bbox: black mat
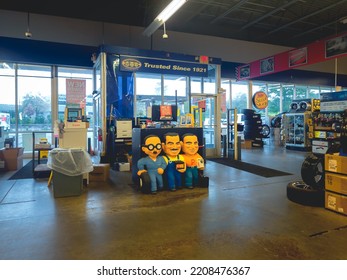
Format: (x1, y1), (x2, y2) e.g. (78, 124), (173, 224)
(8, 160), (50, 180)
(208, 158), (292, 178)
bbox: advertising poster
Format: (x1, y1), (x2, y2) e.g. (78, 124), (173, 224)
(66, 79), (86, 108)
(289, 47), (307, 67)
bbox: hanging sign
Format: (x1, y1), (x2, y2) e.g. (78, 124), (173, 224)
(120, 56), (208, 77)
(252, 91), (268, 110)
(66, 79), (86, 108)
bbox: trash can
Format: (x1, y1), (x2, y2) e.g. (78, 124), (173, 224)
(47, 148), (93, 198)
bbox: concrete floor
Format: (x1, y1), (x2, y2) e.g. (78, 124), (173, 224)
(0, 144), (347, 260)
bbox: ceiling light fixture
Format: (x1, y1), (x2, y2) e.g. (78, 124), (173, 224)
(25, 12), (32, 38)
(143, 0), (188, 37)
(162, 22), (169, 39)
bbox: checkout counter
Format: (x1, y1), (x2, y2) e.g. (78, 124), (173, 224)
(59, 107), (88, 150)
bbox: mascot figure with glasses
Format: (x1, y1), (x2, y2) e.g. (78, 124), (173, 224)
(137, 134), (167, 194)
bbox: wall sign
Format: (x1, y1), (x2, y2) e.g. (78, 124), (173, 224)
(120, 56), (208, 77)
(252, 91), (268, 110)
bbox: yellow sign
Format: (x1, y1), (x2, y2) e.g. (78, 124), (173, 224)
(252, 91), (268, 110)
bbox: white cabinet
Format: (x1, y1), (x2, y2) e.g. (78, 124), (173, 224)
(283, 112), (311, 149)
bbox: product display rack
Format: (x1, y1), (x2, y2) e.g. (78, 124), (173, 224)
(283, 112), (312, 149)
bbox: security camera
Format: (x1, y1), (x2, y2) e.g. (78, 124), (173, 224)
(162, 33), (168, 39)
(25, 31), (32, 38)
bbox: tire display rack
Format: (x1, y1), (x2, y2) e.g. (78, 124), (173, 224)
(283, 111), (312, 150)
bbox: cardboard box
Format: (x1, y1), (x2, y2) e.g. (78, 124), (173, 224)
(89, 163), (110, 182)
(325, 191), (347, 216)
(241, 140), (252, 149)
(0, 147), (24, 171)
(325, 154), (347, 175)
(325, 172), (347, 195)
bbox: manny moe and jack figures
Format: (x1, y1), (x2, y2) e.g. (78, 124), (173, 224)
(137, 132), (206, 194)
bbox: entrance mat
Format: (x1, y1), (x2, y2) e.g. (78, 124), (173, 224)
(208, 158), (292, 178)
(8, 160), (50, 180)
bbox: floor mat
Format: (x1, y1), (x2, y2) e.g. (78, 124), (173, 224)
(8, 160), (50, 180)
(208, 158), (292, 178)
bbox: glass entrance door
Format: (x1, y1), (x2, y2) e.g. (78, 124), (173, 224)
(191, 94), (219, 157)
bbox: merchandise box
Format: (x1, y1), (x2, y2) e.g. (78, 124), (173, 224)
(119, 162), (130, 172)
(325, 154), (347, 175)
(0, 147), (24, 171)
(89, 163), (110, 182)
(325, 172), (347, 195)
(325, 191), (347, 216)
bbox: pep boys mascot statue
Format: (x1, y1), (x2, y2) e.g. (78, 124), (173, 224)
(137, 134), (167, 194)
(162, 132), (186, 191)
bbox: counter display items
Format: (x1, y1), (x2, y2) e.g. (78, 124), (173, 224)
(137, 135), (167, 194)
(162, 132), (186, 191)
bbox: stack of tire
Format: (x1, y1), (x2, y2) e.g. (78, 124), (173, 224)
(241, 109), (270, 147)
(286, 143), (340, 207)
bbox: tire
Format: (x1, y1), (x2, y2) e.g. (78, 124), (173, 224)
(261, 124), (271, 137)
(241, 109), (255, 116)
(301, 154), (324, 189)
(244, 119), (262, 126)
(139, 172), (152, 194)
(287, 180), (324, 207)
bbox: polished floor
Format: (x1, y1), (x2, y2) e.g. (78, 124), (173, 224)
(0, 143), (347, 260)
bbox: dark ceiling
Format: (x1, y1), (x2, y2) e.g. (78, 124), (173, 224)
(2, 0), (347, 48)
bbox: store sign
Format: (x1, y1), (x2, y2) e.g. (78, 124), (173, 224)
(252, 91), (268, 110)
(120, 56), (208, 77)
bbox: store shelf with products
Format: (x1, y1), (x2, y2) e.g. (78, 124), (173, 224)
(283, 112), (312, 149)
(311, 111), (342, 155)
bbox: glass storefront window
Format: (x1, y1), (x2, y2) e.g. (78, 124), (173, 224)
(295, 85), (308, 99)
(282, 84), (295, 113)
(190, 76), (203, 94)
(267, 83), (281, 115)
(17, 64), (52, 151)
(0, 63), (15, 134)
(231, 82), (248, 112)
(163, 75), (188, 117)
(308, 86), (320, 99)
(57, 67), (93, 122)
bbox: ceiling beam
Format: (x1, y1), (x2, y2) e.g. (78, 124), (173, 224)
(267, 0), (347, 35)
(240, 0), (300, 30)
(210, 0), (248, 24)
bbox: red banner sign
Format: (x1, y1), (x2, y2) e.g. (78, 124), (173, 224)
(236, 32), (347, 81)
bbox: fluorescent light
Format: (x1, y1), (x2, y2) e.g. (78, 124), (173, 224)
(157, 0), (187, 22)
(143, 0), (188, 37)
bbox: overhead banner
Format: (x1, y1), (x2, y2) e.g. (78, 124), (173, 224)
(120, 56), (208, 77)
(236, 32), (347, 81)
